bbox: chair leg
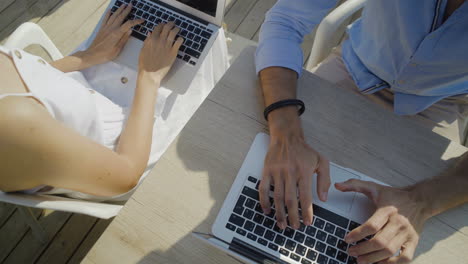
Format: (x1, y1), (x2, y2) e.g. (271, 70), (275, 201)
(17, 207), (48, 244)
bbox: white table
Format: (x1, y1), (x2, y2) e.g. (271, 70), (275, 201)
(84, 46), (468, 264)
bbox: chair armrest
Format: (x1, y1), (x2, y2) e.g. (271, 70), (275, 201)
(4, 22), (64, 61)
(0, 192), (122, 219)
(306, 0), (367, 70)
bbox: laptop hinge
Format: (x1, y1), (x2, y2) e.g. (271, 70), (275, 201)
(150, 0), (210, 25)
(229, 238), (288, 264)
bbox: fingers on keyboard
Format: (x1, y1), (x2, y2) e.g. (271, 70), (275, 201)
(114, 0), (212, 66)
(225, 178), (364, 264)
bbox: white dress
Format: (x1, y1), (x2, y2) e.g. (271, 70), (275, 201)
(2, 30), (230, 202)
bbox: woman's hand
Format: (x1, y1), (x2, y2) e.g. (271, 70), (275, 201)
(51, 5), (142, 72)
(138, 22), (183, 83)
(83, 4), (144, 66)
(335, 179), (431, 264)
(259, 133), (331, 230)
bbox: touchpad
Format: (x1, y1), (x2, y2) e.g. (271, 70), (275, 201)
(312, 164), (360, 213)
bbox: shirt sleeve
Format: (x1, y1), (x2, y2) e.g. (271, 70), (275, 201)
(255, 0), (339, 76)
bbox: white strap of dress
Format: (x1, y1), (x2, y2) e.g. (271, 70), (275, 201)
(0, 47), (32, 100)
(0, 46), (56, 119)
(0, 93), (35, 100)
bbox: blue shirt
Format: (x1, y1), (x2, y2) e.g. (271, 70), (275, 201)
(255, 0), (468, 115)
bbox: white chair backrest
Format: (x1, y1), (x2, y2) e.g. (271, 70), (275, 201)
(5, 22), (64, 60)
(1, 22), (123, 219)
(306, 0), (367, 70)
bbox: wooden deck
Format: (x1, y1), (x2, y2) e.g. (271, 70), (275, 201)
(0, 0), (312, 263)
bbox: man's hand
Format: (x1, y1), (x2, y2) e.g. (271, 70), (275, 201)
(258, 66), (331, 230)
(260, 133), (330, 229)
(335, 179), (431, 264)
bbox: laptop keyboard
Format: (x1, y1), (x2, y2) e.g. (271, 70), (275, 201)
(111, 0), (214, 66)
(225, 176), (369, 264)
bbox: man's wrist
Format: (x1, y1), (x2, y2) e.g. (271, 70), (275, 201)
(405, 183), (439, 220)
(268, 107), (304, 142)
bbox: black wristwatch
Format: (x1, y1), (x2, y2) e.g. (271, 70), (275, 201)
(264, 99), (305, 121)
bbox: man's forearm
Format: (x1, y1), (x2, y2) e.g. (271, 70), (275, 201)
(259, 67), (304, 140)
(408, 152), (468, 218)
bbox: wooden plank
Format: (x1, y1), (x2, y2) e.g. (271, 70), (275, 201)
(0, 202), (16, 228)
(0, 0), (17, 14)
(224, 0), (237, 14)
(3, 210), (71, 264)
(0, 206), (42, 262)
(32, 0), (109, 55)
(66, 218), (113, 264)
(35, 214), (97, 264)
(225, 31), (257, 64)
(0, 0), (62, 45)
(1, 0), (108, 56)
(235, 0), (276, 39)
(224, 0), (258, 33)
(0, 0), (38, 31)
(16, 207), (48, 243)
(252, 26), (260, 41)
(51, 0), (110, 55)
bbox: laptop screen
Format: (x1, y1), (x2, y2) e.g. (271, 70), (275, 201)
(174, 0), (218, 17)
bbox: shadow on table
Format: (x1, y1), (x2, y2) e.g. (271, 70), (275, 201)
(413, 205), (468, 262)
(136, 128), (245, 264)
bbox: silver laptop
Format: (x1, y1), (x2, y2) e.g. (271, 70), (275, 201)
(100, 0), (225, 93)
(194, 133), (387, 264)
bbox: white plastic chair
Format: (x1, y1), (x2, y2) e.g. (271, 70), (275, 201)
(306, 0), (367, 70)
(1, 22), (123, 242)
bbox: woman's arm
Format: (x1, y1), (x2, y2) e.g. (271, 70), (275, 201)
(49, 51), (105, 73)
(0, 97), (139, 196)
(51, 4), (143, 73)
(0, 23), (183, 197)
(116, 22), (183, 175)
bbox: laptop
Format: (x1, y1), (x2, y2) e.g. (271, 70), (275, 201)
(194, 133), (388, 264)
(99, 0), (225, 93)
